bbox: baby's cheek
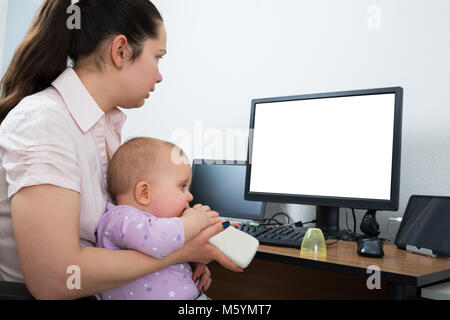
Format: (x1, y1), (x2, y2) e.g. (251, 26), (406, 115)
(162, 196), (187, 218)
(175, 199), (189, 216)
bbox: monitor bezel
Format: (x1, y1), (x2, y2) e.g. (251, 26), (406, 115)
(190, 159), (266, 221)
(244, 87), (403, 211)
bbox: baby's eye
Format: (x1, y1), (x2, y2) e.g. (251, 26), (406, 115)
(179, 184), (187, 190)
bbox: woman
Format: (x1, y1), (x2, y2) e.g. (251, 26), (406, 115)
(0, 0), (242, 300)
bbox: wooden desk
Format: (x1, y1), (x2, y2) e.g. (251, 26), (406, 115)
(208, 241), (450, 300)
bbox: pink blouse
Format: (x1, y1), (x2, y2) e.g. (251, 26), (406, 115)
(0, 68), (126, 282)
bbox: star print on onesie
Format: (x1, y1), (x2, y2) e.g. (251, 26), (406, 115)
(96, 202), (199, 300)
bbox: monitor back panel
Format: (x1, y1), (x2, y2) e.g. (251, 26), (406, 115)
(190, 160), (265, 221)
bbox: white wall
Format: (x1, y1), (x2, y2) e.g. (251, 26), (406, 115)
(121, 0), (450, 241)
(0, 0), (8, 75)
(1, 1), (449, 241)
(0, 0), (40, 78)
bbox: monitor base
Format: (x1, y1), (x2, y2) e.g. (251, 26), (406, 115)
(315, 206), (360, 242)
(321, 229), (360, 242)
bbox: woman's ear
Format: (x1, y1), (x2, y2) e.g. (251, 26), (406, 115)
(135, 181), (152, 205)
(110, 34), (130, 68)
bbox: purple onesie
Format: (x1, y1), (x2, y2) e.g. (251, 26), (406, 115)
(96, 202), (199, 300)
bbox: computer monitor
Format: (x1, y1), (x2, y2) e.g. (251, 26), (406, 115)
(190, 160), (266, 222)
(245, 87), (403, 239)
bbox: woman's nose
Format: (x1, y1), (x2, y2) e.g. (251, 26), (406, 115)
(156, 71), (163, 84)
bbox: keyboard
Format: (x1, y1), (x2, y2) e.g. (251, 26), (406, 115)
(237, 224), (309, 249)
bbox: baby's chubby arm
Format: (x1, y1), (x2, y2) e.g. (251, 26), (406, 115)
(179, 205), (222, 242)
(99, 207), (187, 259)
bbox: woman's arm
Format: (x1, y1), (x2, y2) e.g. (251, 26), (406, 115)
(11, 184), (181, 300)
(11, 184), (242, 300)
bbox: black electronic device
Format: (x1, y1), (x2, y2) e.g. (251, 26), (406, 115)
(237, 223), (311, 249)
(395, 195), (450, 257)
(360, 209), (381, 237)
(357, 237), (384, 258)
(189, 159), (265, 222)
(245, 87), (403, 240)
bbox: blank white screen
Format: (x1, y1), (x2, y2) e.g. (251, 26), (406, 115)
(249, 93), (396, 200)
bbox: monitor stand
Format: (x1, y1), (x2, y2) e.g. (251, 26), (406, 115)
(315, 206), (359, 242)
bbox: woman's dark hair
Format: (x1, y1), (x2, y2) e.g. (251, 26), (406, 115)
(0, 0), (163, 123)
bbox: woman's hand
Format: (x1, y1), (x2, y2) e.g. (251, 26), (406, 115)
(175, 221), (244, 273)
(190, 262), (211, 293)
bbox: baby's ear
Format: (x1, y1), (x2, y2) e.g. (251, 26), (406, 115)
(135, 181), (151, 205)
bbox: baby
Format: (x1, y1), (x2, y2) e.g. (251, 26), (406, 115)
(96, 137), (221, 300)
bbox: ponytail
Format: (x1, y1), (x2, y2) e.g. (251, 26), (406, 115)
(0, 0), (163, 124)
(0, 0), (72, 123)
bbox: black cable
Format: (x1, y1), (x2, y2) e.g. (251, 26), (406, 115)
(270, 212), (292, 224)
(294, 219), (316, 228)
(261, 218), (283, 226)
(343, 208), (364, 241)
(345, 208), (350, 232)
(351, 208), (356, 234)
(302, 219), (316, 226)
(326, 239), (340, 246)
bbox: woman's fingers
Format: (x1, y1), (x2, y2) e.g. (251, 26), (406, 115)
(204, 278), (212, 292)
(202, 223), (244, 272)
(190, 263), (212, 293)
(229, 221), (240, 228)
(210, 244), (244, 273)
(184, 222), (244, 273)
(197, 265), (211, 292)
(202, 221), (222, 236)
(191, 263), (205, 283)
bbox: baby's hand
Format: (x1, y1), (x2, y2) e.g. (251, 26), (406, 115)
(181, 205), (222, 241)
(183, 205), (221, 230)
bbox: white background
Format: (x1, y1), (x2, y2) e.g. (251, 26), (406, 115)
(1, 0), (450, 241)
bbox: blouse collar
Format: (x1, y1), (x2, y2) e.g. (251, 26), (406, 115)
(52, 67), (127, 133)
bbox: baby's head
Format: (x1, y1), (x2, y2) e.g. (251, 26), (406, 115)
(107, 137), (193, 218)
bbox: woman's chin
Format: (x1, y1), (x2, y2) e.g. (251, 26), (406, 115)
(119, 101), (146, 109)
